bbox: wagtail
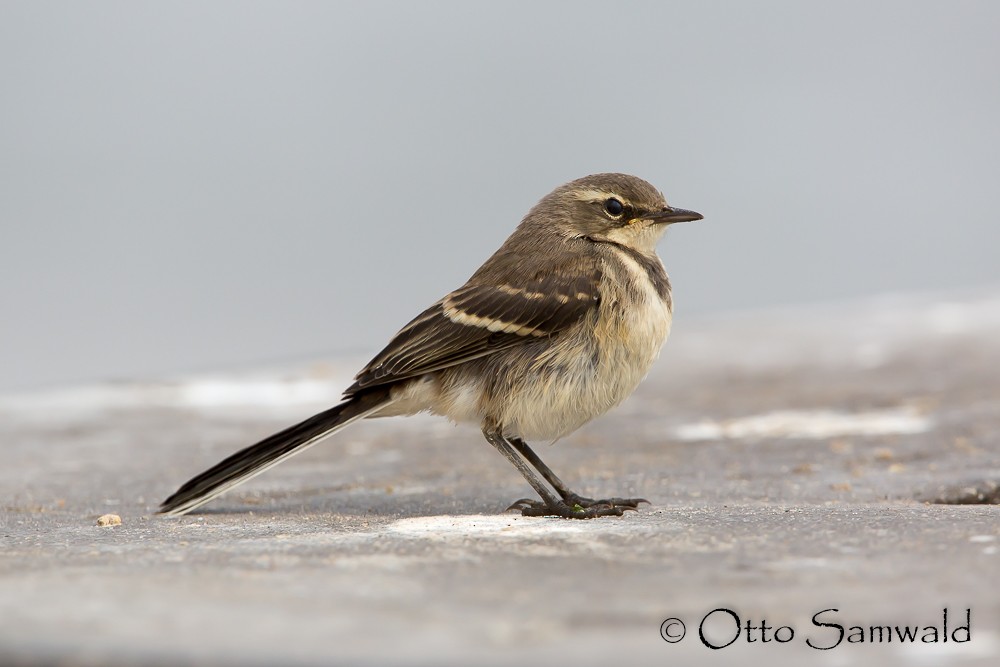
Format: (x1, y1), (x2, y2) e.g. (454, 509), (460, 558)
(160, 173), (701, 518)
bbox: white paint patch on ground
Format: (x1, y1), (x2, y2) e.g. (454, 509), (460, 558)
(386, 514), (594, 537)
(176, 377), (347, 408)
(0, 369), (355, 421)
(674, 407), (931, 441)
(374, 514), (694, 567)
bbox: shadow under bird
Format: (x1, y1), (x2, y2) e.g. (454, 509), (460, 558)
(160, 173), (701, 519)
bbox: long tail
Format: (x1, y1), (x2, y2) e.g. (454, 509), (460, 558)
(159, 388), (394, 515)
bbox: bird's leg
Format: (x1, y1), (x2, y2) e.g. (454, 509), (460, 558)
(508, 436), (648, 511)
(481, 429), (636, 518)
(481, 430), (627, 518)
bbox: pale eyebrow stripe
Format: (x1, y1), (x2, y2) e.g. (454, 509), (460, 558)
(569, 188), (627, 204)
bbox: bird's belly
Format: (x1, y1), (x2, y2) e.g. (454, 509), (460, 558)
(499, 297), (673, 441)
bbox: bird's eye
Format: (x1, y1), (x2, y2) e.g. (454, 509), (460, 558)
(604, 198), (624, 217)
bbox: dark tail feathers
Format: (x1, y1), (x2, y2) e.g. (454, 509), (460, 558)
(159, 388), (392, 515)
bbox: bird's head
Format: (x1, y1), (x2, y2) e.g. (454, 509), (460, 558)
(525, 173), (702, 253)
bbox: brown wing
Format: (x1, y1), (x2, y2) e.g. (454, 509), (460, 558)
(343, 262), (600, 397)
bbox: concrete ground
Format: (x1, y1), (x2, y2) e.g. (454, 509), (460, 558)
(2, 289), (999, 666)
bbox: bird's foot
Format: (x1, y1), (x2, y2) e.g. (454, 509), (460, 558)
(506, 495), (646, 519)
(564, 493), (649, 510)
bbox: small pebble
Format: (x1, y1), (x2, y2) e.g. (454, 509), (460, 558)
(96, 514), (122, 527)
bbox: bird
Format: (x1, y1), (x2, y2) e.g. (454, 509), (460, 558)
(159, 173), (701, 519)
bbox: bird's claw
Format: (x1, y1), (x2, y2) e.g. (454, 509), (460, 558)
(505, 498), (538, 512)
(505, 495), (646, 519)
(564, 493), (649, 509)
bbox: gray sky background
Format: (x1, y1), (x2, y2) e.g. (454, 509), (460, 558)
(2, 1), (999, 393)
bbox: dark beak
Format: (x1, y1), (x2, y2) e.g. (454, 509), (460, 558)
(641, 207), (703, 225)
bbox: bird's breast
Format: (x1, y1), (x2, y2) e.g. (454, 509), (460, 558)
(590, 247), (673, 406)
(491, 248), (673, 441)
